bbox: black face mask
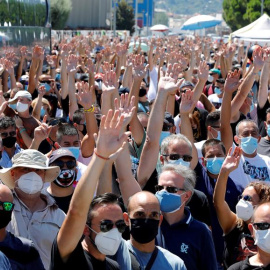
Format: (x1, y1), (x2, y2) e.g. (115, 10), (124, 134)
(0, 210), (12, 229)
(54, 169), (77, 188)
(130, 218), (159, 244)
(2, 136), (17, 148)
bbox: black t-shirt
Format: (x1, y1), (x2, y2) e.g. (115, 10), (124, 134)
(50, 237), (119, 270)
(44, 189), (73, 214)
(228, 256), (270, 270)
(257, 99), (270, 137)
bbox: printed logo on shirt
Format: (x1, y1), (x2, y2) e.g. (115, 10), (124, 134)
(180, 243), (189, 254)
(243, 161), (270, 181)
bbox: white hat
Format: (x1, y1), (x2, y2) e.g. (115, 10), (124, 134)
(0, 149), (60, 189)
(8, 91), (32, 104)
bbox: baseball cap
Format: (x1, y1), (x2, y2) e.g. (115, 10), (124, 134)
(8, 91), (32, 104)
(49, 149), (75, 164)
(209, 69), (221, 76)
(180, 81), (194, 90)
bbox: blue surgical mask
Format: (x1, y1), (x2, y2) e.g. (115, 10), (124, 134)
(9, 103), (17, 110)
(214, 87), (222, 95)
(206, 157), (225, 175)
(55, 73), (61, 81)
(159, 131), (170, 145)
(211, 128), (221, 140)
(40, 107), (46, 117)
(240, 136), (258, 155)
(165, 158), (190, 168)
(155, 190), (184, 213)
(62, 147), (80, 160)
(267, 124), (270, 137)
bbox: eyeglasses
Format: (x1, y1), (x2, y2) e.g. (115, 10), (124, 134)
(0, 201), (14, 211)
(238, 195), (252, 202)
(52, 160), (76, 169)
(162, 154), (192, 162)
(99, 219), (126, 233)
(0, 131), (16, 138)
(253, 223), (270, 230)
(155, 185), (185, 194)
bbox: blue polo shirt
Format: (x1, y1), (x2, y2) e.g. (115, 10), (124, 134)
(194, 162), (243, 264)
(156, 208), (218, 270)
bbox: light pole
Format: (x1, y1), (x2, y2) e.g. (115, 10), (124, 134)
(113, 0), (116, 37)
(261, 0), (264, 15)
(135, 0), (138, 36)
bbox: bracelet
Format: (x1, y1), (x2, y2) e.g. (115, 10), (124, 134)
(19, 128), (26, 134)
(84, 105), (94, 113)
(94, 150), (109, 160)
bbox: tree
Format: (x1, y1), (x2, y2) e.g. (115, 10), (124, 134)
(223, 0), (270, 31)
(116, 0), (135, 35)
(51, 0), (72, 30)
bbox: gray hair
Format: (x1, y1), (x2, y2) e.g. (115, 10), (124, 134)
(235, 119), (259, 136)
(159, 164), (196, 202)
(161, 134), (192, 155)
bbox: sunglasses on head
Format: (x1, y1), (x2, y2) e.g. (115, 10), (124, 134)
(238, 195), (252, 202)
(0, 201), (14, 211)
(52, 160), (76, 170)
(99, 219), (126, 233)
(0, 131), (16, 138)
(162, 154), (192, 162)
(253, 222), (270, 230)
(155, 185), (185, 194)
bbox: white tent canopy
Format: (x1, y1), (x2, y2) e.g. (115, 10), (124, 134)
(231, 14), (270, 45)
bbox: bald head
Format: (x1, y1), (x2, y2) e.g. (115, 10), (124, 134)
(127, 191), (160, 215)
(0, 184), (13, 203)
(254, 202), (270, 222)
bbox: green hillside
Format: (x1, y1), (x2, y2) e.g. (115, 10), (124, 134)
(155, 0), (223, 15)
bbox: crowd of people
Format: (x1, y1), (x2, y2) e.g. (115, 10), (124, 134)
(0, 33), (269, 270)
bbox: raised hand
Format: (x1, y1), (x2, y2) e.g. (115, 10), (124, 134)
(224, 70), (241, 93)
(76, 83), (93, 109)
(46, 55), (57, 67)
(33, 123), (52, 143)
(132, 55), (149, 80)
(221, 147), (242, 173)
(197, 61), (209, 82)
(158, 63), (182, 95)
(102, 70), (116, 92)
(38, 85), (46, 97)
(20, 46), (27, 59)
(4, 59), (14, 75)
(67, 54), (78, 74)
(180, 89), (196, 115)
(114, 94), (136, 127)
(95, 110), (130, 159)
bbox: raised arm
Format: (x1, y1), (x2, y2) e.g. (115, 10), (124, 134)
(57, 109), (129, 262)
(179, 89), (198, 169)
(257, 49), (270, 109)
(137, 64), (181, 187)
(213, 147), (242, 235)
(32, 86), (46, 120)
(16, 47), (27, 81)
(221, 70), (242, 153)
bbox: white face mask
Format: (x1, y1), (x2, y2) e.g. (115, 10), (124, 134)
(208, 75), (213, 83)
(89, 227), (122, 256)
(17, 172), (43, 194)
(254, 228), (270, 253)
(236, 199), (254, 221)
(16, 101), (29, 113)
(165, 158), (190, 168)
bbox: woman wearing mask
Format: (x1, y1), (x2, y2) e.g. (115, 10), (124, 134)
(213, 146), (270, 269)
(32, 91), (52, 122)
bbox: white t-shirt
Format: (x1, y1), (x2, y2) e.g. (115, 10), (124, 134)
(195, 140), (206, 164)
(147, 67), (158, 102)
(229, 153), (270, 189)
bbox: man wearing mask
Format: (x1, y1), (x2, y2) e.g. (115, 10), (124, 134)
(7, 91), (51, 154)
(0, 117), (21, 168)
(229, 119), (270, 189)
(0, 184), (45, 269)
(228, 202), (270, 269)
(120, 191), (186, 269)
(46, 149), (77, 213)
(257, 108), (270, 156)
(0, 149), (65, 269)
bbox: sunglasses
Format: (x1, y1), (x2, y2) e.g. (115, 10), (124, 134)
(52, 160), (76, 169)
(238, 195), (252, 202)
(99, 219), (126, 233)
(0, 201), (14, 211)
(155, 185), (185, 194)
(40, 80), (51, 84)
(253, 222), (270, 230)
(162, 154), (192, 162)
(49, 118), (67, 126)
(0, 131), (16, 138)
